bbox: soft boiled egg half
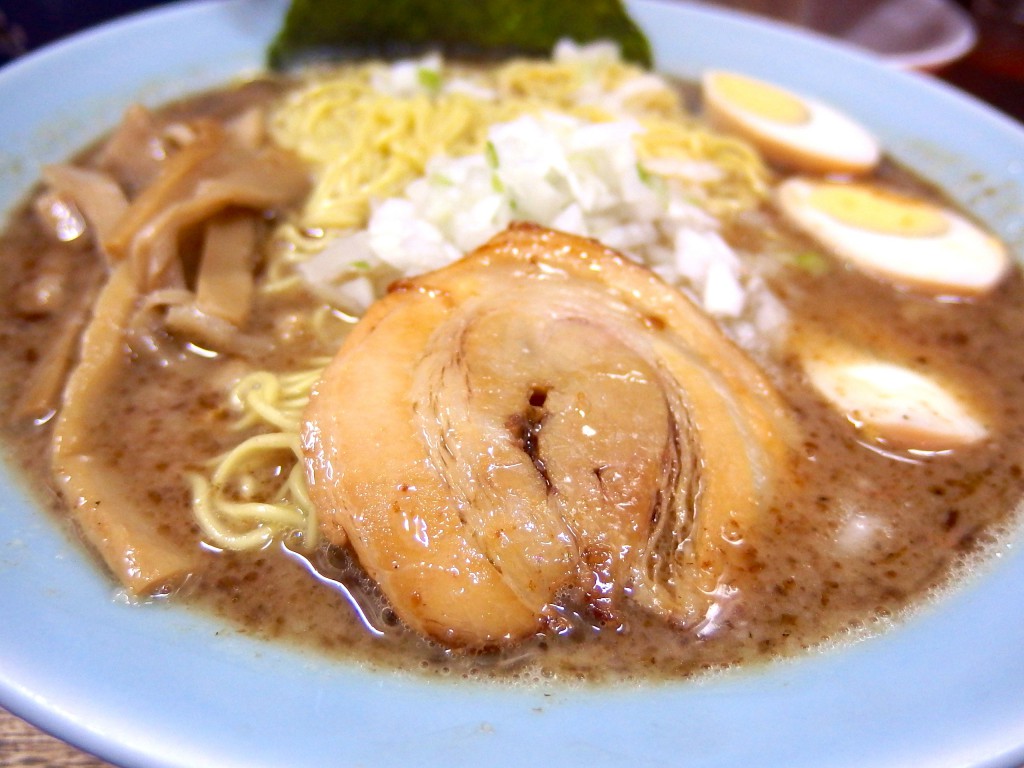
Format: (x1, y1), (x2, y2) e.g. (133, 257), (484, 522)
(777, 178), (1010, 296)
(702, 70), (880, 175)
(798, 335), (989, 452)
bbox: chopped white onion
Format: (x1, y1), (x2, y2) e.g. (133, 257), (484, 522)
(298, 55), (749, 318)
(370, 53), (443, 97)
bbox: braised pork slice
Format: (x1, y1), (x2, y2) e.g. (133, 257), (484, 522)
(302, 223), (794, 648)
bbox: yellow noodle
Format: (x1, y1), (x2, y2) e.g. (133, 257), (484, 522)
(310, 304), (360, 338)
(190, 475), (279, 551)
(635, 117), (769, 214)
(191, 364), (327, 550)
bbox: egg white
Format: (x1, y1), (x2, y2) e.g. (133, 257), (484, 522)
(777, 177), (1010, 296)
(702, 70), (880, 175)
(800, 341), (988, 451)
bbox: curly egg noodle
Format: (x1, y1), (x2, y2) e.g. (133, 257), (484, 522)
(189, 364), (326, 551)
(191, 44), (772, 552)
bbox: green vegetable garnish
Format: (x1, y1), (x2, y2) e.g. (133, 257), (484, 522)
(637, 163), (667, 198)
(268, 0), (653, 69)
(485, 140), (500, 169)
(417, 66), (443, 93)
(791, 250), (830, 276)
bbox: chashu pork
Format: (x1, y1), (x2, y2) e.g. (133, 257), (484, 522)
(302, 223), (795, 648)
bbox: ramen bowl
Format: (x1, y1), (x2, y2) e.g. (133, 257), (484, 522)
(1, 1), (1023, 766)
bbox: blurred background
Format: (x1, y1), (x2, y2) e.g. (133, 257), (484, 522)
(0, 0), (172, 56)
(0, 0), (1021, 120)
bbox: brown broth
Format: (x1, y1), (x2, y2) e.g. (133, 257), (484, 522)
(1, 76), (1023, 684)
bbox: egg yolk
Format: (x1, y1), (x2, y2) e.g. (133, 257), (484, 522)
(807, 183), (950, 237)
(712, 72), (809, 125)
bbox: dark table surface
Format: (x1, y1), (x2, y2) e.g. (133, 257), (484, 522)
(0, 1), (1021, 767)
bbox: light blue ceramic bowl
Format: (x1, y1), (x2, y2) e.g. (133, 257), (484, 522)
(1, 2), (1023, 766)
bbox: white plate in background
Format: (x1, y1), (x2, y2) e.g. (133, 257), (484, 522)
(696, 0), (978, 70)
